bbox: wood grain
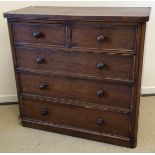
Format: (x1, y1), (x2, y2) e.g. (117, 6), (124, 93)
(15, 46), (135, 81)
(4, 6), (151, 148)
(4, 6), (151, 22)
(21, 97), (131, 137)
(71, 24), (136, 50)
(18, 72), (133, 109)
(12, 23), (66, 46)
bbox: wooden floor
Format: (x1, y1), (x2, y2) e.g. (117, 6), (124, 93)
(0, 97), (155, 152)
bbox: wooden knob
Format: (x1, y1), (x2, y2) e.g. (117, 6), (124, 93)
(36, 57), (44, 64)
(33, 32), (42, 38)
(39, 82), (47, 90)
(41, 108), (48, 116)
(97, 63), (105, 70)
(97, 35), (105, 43)
(96, 118), (104, 126)
(96, 90), (104, 97)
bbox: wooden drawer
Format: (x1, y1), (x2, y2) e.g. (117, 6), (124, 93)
(18, 72), (132, 108)
(71, 24), (136, 50)
(21, 97), (130, 137)
(12, 23), (66, 46)
(16, 47), (134, 81)
(5, 6), (151, 148)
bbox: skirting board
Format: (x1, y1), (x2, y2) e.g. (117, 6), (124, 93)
(0, 87), (155, 103)
(0, 95), (18, 103)
(141, 87), (155, 95)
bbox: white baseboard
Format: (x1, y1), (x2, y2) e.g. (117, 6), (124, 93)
(0, 95), (18, 103)
(141, 87), (155, 95)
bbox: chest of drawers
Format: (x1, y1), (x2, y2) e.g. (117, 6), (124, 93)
(4, 6), (150, 148)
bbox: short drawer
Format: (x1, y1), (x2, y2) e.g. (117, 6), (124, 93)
(18, 73), (132, 108)
(21, 97), (130, 137)
(71, 24), (136, 50)
(12, 23), (66, 46)
(16, 47), (135, 81)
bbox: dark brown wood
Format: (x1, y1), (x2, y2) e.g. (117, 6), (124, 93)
(130, 22), (147, 147)
(71, 24), (136, 50)
(12, 23), (66, 47)
(4, 6), (150, 148)
(7, 22), (23, 118)
(18, 72), (132, 109)
(22, 119), (132, 147)
(21, 97), (130, 137)
(3, 6), (150, 22)
(15, 46), (135, 81)
(21, 93), (131, 114)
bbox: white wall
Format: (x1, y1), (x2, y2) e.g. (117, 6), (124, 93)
(0, 1), (155, 103)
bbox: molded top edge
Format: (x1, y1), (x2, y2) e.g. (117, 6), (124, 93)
(3, 6), (151, 22)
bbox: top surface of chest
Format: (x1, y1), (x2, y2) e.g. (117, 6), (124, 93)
(4, 6), (150, 22)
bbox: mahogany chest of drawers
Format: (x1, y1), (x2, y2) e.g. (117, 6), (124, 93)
(4, 7), (150, 148)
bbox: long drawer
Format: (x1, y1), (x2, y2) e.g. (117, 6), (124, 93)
(15, 47), (135, 81)
(18, 72), (133, 108)
(21, 97), (130, 137)
(12, 23), (66, 46)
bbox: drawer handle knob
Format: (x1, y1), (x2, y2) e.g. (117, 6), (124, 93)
(41, 108), (49, 116)
(97, 35), (105, 43)
(96, 118), (104, 126)
(39, 82), (47, 90)
(36, 57), (44, 64)
(33, 32), (42, 38)
(97, 63), (105, 70)
(96, 90), (104, 97)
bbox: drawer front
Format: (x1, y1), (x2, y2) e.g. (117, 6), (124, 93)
(21, 98), (130, 137)
(16, 47), (134, 81)
(12, 23), (66, 46)
(19, 73), (132, 108)
(71, 25), (136, 50)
